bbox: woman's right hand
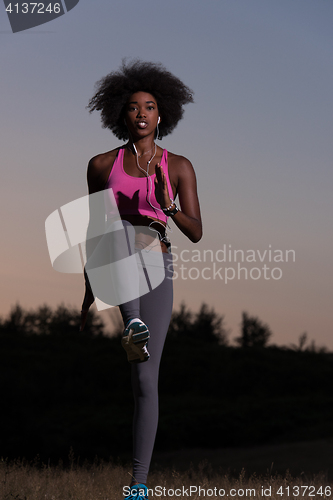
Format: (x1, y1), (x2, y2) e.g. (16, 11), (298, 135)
(80, 272), (95, 331)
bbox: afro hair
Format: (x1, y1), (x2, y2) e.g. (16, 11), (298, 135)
(87, 60), (194, 140)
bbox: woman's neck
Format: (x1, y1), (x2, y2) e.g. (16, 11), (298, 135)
(128, 138), (156, 157)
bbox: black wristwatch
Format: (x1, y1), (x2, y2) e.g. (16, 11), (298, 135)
(166, 204), (179, 216)
(162, 200), (179, 217)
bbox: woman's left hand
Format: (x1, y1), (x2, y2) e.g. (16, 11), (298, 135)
(154, 163), (172, 209)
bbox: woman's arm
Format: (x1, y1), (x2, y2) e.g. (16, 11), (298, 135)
(85, 156), (110, 259)
(80, 152), (115, 330)
(155, 156), (202, 243)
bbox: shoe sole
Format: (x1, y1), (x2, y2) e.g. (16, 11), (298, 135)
(122, 327), (150, 363)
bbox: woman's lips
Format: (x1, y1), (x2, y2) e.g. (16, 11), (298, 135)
(136, 121), (148, 129)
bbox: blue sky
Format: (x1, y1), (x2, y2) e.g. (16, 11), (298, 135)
(1, 0), (332, 348)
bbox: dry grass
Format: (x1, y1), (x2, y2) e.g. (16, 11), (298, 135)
(0, 454), (331, 500)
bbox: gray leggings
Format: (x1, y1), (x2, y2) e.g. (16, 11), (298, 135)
(118, 224), (174, 484)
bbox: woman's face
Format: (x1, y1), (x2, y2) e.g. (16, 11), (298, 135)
(125, 91), (160, 139)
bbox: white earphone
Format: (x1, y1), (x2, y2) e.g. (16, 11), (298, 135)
(122, 119), (172, 247)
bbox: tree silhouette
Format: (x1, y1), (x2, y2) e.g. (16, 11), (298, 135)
(0, 303), (105, 337)
(168, 302), (229, 344)
(0, 302), (332, 461)
(168, 301), (193, 337)
(290, 331), (308, 352)
(289, 331), (327, 354)
(235, 311), (272, 348)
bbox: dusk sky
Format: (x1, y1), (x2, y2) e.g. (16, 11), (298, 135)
(1, 0), (332, 348)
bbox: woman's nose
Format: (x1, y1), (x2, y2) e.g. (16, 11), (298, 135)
(137, 108), (146, 117)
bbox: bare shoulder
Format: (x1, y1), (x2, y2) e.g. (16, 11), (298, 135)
(87, 147), (120, 193)
(88, 147), (119, 174)
(167, 151), (196, 180)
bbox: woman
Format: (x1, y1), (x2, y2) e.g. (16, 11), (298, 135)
(80, 60), (202, 499)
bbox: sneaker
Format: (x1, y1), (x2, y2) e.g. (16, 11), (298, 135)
(124, 483), (148, 499)
(121, 319), (150, 363)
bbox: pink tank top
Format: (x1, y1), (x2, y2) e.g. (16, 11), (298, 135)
(104, 147), (174, 224)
